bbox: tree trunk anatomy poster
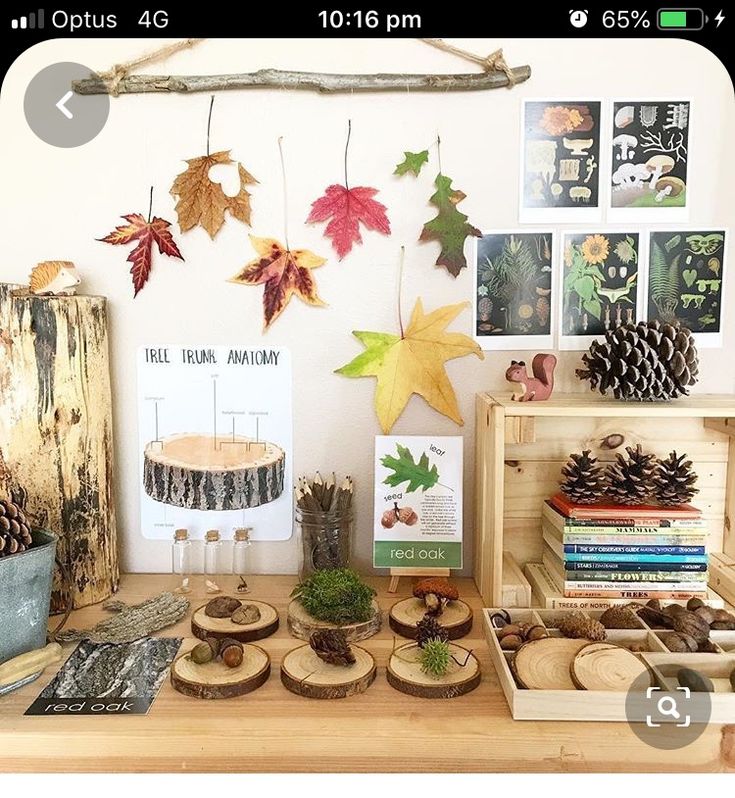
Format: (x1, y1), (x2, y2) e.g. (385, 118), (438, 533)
(609, 100), (690, 219)
(137, 345), (293, 541)
(373, 436), (463, 569)
(646, 230), (726, 347)
(520, 100), (602, 222)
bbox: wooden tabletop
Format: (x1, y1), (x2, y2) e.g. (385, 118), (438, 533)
(0, 574), (733, 773)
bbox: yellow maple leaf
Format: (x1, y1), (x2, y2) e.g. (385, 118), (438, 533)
(336, 299), (483, 433)
(170, 150), (257, 239)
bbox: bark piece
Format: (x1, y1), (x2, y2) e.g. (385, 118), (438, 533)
(192, 600), (279, 643)
(170, 643), (270, 699)
(387, 642), (480, 699)
(280, 643), (376, 699)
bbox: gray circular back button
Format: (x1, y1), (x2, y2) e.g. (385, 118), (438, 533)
(24, 62), (109, 148)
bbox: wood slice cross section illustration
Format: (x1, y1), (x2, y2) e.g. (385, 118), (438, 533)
(143, 432), (285, 510)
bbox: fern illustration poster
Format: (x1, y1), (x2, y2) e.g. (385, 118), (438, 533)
(520, 99), (602, 222)
(373, 436), (463, 569)
(474, 231), (554, 350)
(646, 230), (726, 347)
(560, 231), (641, 350)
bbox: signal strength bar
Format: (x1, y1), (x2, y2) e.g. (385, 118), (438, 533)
(11, 9), (44, 29)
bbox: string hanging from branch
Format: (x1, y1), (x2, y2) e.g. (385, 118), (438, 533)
(72, 39), (531, 96)
(307, 120), (391, 259)
(228, 137), (327, 330)
(170, 95), (258, 239)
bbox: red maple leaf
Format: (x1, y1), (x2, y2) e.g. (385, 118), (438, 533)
(306, 184), (390, 260)
(99, 213), (184, 296)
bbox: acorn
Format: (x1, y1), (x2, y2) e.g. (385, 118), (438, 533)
(500, 634), (524, 651)
(497, 624), (522, 640)
(220, 638), (244, 668)
(525, 625), (548, 641)
(190, 641), (215, 664)
(687, 597), (706, 612)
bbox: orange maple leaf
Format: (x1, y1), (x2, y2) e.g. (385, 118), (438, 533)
(229, 236), (326, 330)
(99, 213), (183, 297)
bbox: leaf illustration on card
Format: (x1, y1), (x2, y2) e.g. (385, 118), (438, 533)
(682, 268), (697, 288)
(381, 444), (439, 493)
(171, 150), (257, 239)
(99, 210), (183, 297)
(420, 173), (481, 277)
(394, 150), (429, 177)
(229, 236), (326, 330)
(335, 298), (483, 433)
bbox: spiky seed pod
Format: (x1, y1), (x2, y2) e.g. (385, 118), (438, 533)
(557, 611), (607, 641)
(576, 320), (699, 401)
(653, 451), (699, 507)
(604, 444), (657, 505)
(309, 629), (356, 667)
(560, 450), (606, 505)
(416, 614), (449, 648)
(0, 498), (32, 558)
(418, 638), (452, 679)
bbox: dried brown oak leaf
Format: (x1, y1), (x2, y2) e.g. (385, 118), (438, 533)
(170, 150), (257, 239)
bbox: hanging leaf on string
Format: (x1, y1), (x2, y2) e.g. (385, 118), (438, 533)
(99, 187), (184, 297)
(307, 120), (390, 259)
(394, 150), (429, 177)
(229, 138), (327, 330)
(336, 249), (483, 432)
(170, 96), (258, 239)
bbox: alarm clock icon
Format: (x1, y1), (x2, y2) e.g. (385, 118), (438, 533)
(569, 9), (589, 28)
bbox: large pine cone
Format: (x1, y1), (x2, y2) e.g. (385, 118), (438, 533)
(605, 444), (656, 505)
(576, 320), (698, 401)
(416, 614), (449, 648)
(560, 450), (605, 505)
(653, 451), (699, 507)
(0, 498), (32, 557)
(309, 629), (356, 667)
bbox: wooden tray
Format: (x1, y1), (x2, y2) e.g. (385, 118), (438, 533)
(484, 607), (735, 722)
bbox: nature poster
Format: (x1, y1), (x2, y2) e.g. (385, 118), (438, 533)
(521, 100), (601, 218)
(561, 232), (640, 346)
(474, 231), (553, 349)
(610, 101), (690, 211)
(647, 230), (725, 344)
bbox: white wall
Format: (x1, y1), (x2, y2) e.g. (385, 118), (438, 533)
(2, 38), (734, 576)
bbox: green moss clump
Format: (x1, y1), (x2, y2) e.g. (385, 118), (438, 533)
(291, 568), (376, 624)
(418, 638), (451, 679)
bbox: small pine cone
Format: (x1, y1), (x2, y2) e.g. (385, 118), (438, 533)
(652, 451), (699, 507)
(478, 296), (493, 322)
(600, 605), (642, 630)
(416, 614), (449, 648)
(309, 629), (356, 667)
(558, 611), (607, 641)
(560, 450), (605, 505)
(604, 444), (656, 505)
(0, 498), (32, 558)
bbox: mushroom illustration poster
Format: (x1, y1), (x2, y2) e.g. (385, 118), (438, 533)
(373, 436), (463, 569)
(520, 100), (602, 221)
(474, 231), (555, 350)
(609, 101), (690, 219)
(137, 345), (293, 541)
(560, 232), (641, 350)
(646, 230), (726, 347)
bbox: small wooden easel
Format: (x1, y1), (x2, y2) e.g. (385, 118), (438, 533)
(388, 567), (451, 594)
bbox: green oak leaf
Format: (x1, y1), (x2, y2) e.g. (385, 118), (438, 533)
(419, 173), (481, 277)
(394, 150), (429, 177)
(381, 444), (439, 493)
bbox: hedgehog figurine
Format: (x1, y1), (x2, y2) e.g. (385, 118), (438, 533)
(29, 261), (81, 295)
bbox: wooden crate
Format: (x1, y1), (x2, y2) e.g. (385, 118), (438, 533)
(484, 607), (735, 722)
(474, 392), (735, 606)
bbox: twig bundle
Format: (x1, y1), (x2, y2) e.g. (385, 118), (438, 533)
(295, 473), (354, 572)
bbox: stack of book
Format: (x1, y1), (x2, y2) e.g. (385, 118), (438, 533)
(542, 494), (709, 600)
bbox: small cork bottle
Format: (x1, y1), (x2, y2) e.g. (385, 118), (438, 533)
(233, 527), (252, 594)
(204, 529), (222, 594)
(171, 528), (191, 594)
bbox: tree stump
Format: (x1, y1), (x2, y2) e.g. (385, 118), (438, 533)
(143, 433), (285, 510)
(0, 284), (118, 612)
(389, 597), (473, 640)
(191, 600), (279, 643)
(287, 600), (381, 643)
(170, 644), (270, 699)
(280, 644), (376, 699)
(387, 642), (481, 699)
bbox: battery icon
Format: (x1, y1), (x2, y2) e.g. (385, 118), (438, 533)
(657, 8), (705, 30)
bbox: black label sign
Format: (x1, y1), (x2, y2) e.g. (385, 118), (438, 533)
(25, 697), (152, 716)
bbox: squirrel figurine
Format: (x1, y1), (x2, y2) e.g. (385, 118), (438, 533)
(505, 354), (557, 402)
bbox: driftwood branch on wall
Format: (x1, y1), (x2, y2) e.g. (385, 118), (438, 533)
(73, 66), (531, 96)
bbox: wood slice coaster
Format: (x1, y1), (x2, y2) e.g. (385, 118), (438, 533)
(280, 644), (376, 699)
(571, 642), (653, 692)
(511, 637), (589, 690)
(170, 644), (270, 699)
(287, 600), (382, 642)
(191, 600), (279, 643)
(389, 598), (473, 640)
(387, 642), (480, 699)
(144, 432), (285, 510)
